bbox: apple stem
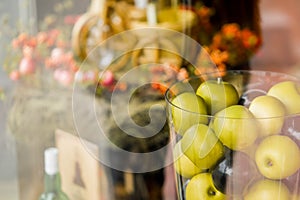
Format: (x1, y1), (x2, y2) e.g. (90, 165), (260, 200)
(266, 159), (273, 167)
(207, 188), (216, 196)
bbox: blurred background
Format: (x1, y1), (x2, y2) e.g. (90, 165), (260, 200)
(250, 0), (300, 74)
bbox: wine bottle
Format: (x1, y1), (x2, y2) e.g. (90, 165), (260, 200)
(39, 147), (69, 200)
(147, 1), (158, 25)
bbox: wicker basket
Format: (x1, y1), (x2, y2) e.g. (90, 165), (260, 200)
(71, 0), (197, 61)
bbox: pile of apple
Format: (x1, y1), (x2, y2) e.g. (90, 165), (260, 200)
(170, 79), (300, 200)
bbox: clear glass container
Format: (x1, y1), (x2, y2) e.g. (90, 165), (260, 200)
(165, 70), (300, 200)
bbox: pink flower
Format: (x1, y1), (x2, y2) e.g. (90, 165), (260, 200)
(26, 37), (37, 48)
(45, 58), (54, 68)
(50, 48), (65, 66)
(9, 70), (20, 81)
(45, 37), (55, 47)
(17, 33), (29, 45)
(22, 45), (35, 58)
(56, 40), (69, 48)
(19, 57), (36, 75)
(64, 52), (74, 62)
(48, 29), (60, 41)
(101, 70), (115, 86)
(64, 15), (80, 25)
(37, 32), (48, 44)
(54, 68), (73, 86)
(12, 39), (20, 49)
(69, 61), (79, 72)
(45, 29), (60, 47)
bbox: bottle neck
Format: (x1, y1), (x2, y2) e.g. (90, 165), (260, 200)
(44, 172), (63, 193)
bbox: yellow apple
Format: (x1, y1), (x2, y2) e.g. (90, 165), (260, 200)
(244, 179), (291, 200)
(255, 135), (300, 179)
(267, 81), (300, 115)
(213, 105), (259, 151)
(171, 92), (208, 135)
(186, 173), (226, 200)
(196, 80), (239, 115)
(181, 124), (225, 170)
(249, 95), (286, 137)
(173, 141), (202, 178)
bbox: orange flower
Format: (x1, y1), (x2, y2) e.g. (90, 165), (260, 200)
(17, 33), (29, 44)
(22, 45), (35, 58)
(117, 82), (127, 91)
(198, 6), (212, 18)
(210, 49), (228, 65)
(241, 29), (259, 49)
(177, 68), (189, 80)
(221, 23), (241, 40)
(27, 37), (37, 48)
(211, 33), (222, 49)
(37, 32), (48, 44)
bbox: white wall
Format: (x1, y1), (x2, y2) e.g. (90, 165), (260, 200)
(0, 1), (36, 199)
(251, 0), (300, 71)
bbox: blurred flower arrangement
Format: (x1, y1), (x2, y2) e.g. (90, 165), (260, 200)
(192, 4), (261, 74)
(205, 23), (261, 70)
(3, 25), (188, 95)
(1, 10), (128, 96)
(1, 19), (189, 97)
(1, 3), (190, 97)
(1, 1), (74, 83)
(4, 16), (90, 84)
(1, 0), (261, 97)
(6, 30), (77, 84)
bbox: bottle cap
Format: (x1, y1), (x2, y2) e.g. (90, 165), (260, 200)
(147, 3), (157, 25)
(134, 0), (148, 9)
(44, 147), (59, 175)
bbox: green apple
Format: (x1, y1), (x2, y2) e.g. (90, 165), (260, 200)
(249, 95), (286, 137)
(213, 105), (259, 151)
(196, 79), (239, 115)
(255, 135), (300, 179)
(186, 173), (226, 200)
(244, 179), (291, 200)
(173, 141), (202, 178)
(180, 124), (225, 170)
(171, 92), (208, 135)
(267, 81), (300, 115)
